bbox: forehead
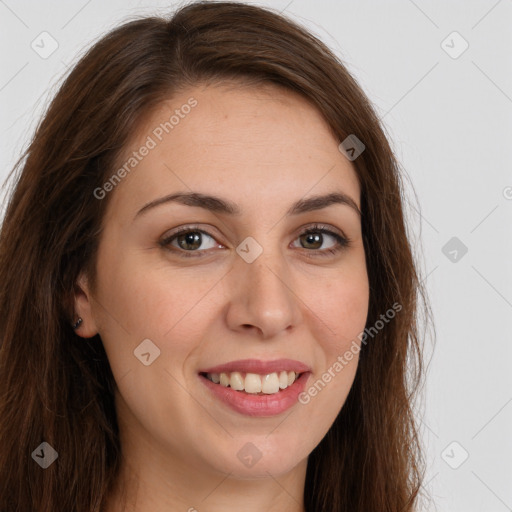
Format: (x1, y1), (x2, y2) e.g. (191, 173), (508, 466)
(107, 82), (361, 217)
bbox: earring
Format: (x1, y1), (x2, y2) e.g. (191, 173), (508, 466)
(72, 317), (83, 330)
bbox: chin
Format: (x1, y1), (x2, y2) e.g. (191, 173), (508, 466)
(199, 435), (307, 480)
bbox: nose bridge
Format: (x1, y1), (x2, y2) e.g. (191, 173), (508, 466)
(226, 242), (302, 338)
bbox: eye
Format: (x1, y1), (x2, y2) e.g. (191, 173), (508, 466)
(291, 224), (350, 257)
(160, 226), (222, 257)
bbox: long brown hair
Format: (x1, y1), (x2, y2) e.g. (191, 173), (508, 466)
(0, 2), (430, 510)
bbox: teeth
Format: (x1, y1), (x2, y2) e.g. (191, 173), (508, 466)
(261, 373), (280, 394)
(230, 371), (244, 391)
(244, 373), (262, 393)
(205, 370), (300, 394)
(220, 373), (230, 387)
(279, 370), (288, 389)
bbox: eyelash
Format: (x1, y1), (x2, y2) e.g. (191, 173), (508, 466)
(159, 223), (351, 259)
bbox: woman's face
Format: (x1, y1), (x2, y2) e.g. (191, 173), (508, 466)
(77, 82), (369, 482)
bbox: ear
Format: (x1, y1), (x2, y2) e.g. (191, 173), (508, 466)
(73, 272), (100, 338)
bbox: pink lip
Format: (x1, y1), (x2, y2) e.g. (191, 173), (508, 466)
(199, 371), (311, 417)
(200, 358), (311, 375)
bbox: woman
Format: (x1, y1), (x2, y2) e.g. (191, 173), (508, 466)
(0, 2), (429, 511)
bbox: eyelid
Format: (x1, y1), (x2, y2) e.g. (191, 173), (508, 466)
(294, 222), (347, 240)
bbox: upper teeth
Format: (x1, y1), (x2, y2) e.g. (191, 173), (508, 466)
(206, 371), (299, 394)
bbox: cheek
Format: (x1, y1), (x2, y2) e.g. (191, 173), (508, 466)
(289, 274), (368, 451)
(91, 260), (223, 435)
(307, 262), (369, 355)
(95, 254), (223, 358)
(333, 282), (369, 346)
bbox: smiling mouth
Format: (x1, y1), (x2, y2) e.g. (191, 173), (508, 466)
(200, 370), (302, 395)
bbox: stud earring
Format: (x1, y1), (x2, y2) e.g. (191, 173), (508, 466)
(72, 317), (83, 330)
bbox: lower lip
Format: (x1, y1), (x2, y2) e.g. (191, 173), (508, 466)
(199, 372), (311, 417)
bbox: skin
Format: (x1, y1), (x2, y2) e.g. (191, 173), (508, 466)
(75, 82), (369, 512)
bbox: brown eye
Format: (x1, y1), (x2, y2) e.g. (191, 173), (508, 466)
(299, 232), (324, 250)
(176, 232), (203, 251)
(160, 228), (221, 255)
(291, 225), (350, 257)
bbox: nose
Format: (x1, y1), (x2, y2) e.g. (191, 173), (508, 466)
(225, 252), (303, 339)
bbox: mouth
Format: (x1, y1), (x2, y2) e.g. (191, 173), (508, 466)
(198, 359), (311, 417)
(198, 370), (311, 417)
(199, 370), (303, 395)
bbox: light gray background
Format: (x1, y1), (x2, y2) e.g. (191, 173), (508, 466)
(1, 1), (511, 510)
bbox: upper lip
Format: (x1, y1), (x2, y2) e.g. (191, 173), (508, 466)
(200, 358), (311, 375)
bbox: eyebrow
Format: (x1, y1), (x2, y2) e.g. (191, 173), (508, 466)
(135, 191), (361, 219)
